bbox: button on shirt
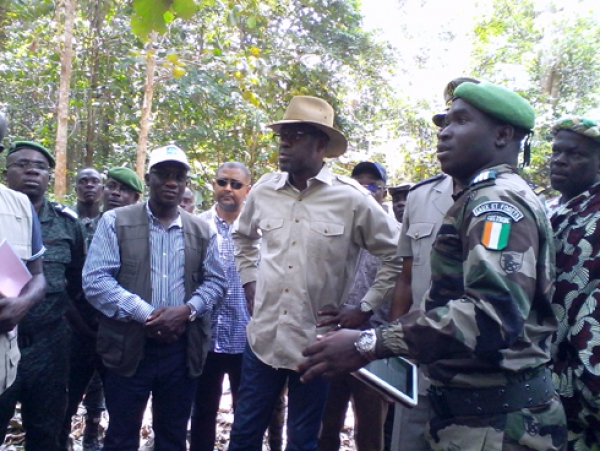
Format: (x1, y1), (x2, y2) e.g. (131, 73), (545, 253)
(232, 164), (402, 369)
(84, 202), (223, 323)
(199, 205), (250, 354)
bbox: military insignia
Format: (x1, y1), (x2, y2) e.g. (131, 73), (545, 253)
(500, 251), (523, 273)
(472, 201), (524, 222)
(481, 213), (511, 250)
(470, 169), (497, 185)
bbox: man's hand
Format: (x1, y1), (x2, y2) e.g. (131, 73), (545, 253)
(298, 329), (368, 383)
(0, 296), (32, 333)
(317, 305), (372, 330)
(145, 305), (189, 343)
(243, 281), (256, 315)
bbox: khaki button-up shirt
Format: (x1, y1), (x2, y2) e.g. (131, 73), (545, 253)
(232, 164), (401, 369)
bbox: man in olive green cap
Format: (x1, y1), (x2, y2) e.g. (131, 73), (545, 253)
(0, 140), (86, 451)
(548, 116), (600, 451)
(61, 165), (143, 451)
(299, 82), (567, 451)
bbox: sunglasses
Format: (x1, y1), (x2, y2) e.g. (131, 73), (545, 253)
(363, 183), (384, 194)
(273, 129), (321, 144)
(215, 178), (246, 190)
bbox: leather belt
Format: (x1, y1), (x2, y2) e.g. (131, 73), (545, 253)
(428, 367), (555, 417)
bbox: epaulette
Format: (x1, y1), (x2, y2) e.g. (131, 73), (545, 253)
(336, 174), (370, 194)
(525, 179), (545, 195)
(52, 202), (78, 219)
(409, 173), (446, 192)
(470, 169), (498, 187)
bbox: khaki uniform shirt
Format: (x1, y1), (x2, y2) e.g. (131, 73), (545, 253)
(398, 174), (453, 311)
(233, 164), (401, 369)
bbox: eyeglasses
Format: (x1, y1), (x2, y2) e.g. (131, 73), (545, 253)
(215, 178), (246, 190)
(6, 160), (50, 172)
(150, 168), (187, 183)
(363, 183), (384, 194)
(273, 130), (318, 144)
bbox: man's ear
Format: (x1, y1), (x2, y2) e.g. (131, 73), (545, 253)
(144, 173), (150, 186)
(495, 124), (514, 148)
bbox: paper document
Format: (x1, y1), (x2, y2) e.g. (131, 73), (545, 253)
(0, 239), (32, 298)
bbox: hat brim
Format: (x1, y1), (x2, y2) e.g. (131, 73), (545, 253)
(268, 120), (348, 158)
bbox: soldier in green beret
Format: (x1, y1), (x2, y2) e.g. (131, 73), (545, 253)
(61, 165), (142, 451)
(548, 116), (600, 451)
(299, 82), (567, 451)
(0, 141), (87, 451)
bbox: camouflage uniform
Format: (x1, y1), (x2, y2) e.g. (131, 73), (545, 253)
(550, 181), (600, 451)
(0, 198), (86, 451)
(375, 164), (567, 451)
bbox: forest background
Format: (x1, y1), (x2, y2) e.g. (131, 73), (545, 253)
(0, 0), (599, 207)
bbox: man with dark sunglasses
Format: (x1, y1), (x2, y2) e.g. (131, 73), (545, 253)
(229, 96), (401, 451)
(190, 162), (251, 451)
(83, 145), (227, 451)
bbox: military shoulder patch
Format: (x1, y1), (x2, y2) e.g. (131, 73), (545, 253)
(472, 201), (523, 222)
(481, 213), (511, 250)
(52, 203), (78, 219)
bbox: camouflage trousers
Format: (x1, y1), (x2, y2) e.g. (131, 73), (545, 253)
(424, 395), (567, 451)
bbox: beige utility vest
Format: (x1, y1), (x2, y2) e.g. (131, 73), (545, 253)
(0, 184), (34, 394)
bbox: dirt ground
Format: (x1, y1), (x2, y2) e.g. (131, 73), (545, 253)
(0, 379), (356, 451)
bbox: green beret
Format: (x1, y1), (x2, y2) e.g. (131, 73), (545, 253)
(7, 141), (55, 168)
(107, 167), (143, 193)
(453, 81), (535, 131)
(552, 116), (600, 143)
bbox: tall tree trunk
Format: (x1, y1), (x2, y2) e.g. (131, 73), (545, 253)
(136, 32), (158, 179)
(54, 0), (76, 200)
(85, 0), (106, 167)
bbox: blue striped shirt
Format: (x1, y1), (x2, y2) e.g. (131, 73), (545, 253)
(199, 205), (250, 354)
(83, 202), (225, 323)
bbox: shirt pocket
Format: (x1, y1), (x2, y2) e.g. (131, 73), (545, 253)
(42, 235), (72, 293)
(258, 218), (285, 256)
(406, 222), (435, 266)
(307, 221), (345, 261)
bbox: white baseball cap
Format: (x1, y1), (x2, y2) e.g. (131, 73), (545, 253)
(148, 145), (190, 170)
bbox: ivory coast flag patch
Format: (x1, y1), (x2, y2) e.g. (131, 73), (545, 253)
(481, 214), (511, 250)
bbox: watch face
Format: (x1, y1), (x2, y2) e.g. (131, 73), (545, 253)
(358, 332), (375, 352)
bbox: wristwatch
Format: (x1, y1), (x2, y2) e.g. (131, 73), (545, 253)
(359, 301), (373, 315)
(354, 329), (377, 361)
(187, 303), (198, 322)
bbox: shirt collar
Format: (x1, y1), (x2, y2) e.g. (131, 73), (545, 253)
(145, 201), (182, 228)
(274, 163), (333, 191)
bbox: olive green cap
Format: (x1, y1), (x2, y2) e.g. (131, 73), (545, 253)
(107, 167), (144, 193)
(452, 81), (535, 131)
(7, 141), (55, 168)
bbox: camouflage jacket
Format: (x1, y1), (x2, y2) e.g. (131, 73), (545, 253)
(376, 164), (557, 388)
(19, 198), (86, 334)
(550, 181), (600, 449)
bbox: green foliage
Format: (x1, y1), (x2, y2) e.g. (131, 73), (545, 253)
(0, 0), (399, 201)
(131, 0), (197, 40)
(469, 0), (600, 191)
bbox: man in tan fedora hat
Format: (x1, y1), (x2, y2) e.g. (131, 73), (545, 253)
(229, 96), (402, 451)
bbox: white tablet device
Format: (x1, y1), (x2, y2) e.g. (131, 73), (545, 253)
(352, 357), (418, 408)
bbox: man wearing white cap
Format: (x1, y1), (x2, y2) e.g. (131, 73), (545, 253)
(83, 145), (227, 451)
(229, 96), (401, 451)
